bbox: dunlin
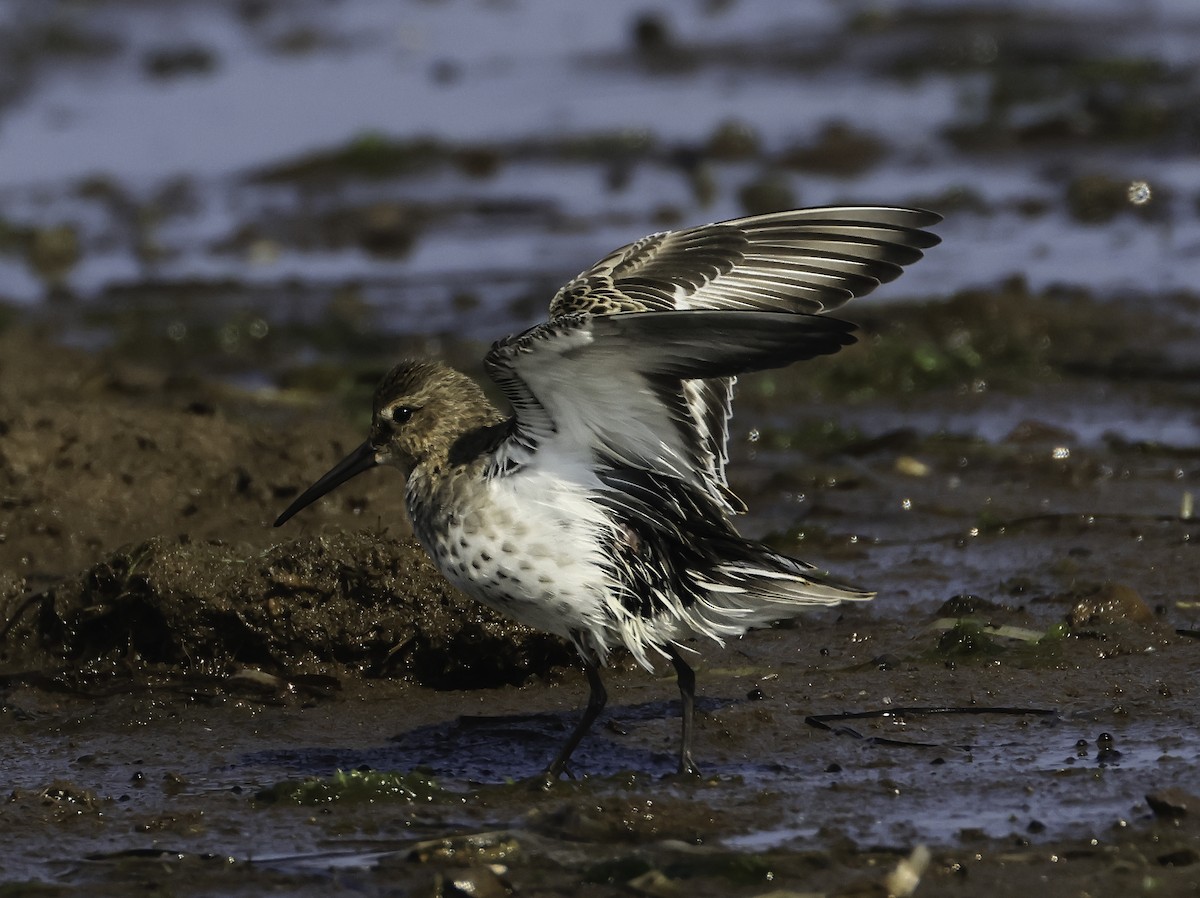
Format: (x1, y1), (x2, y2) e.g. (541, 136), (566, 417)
(275, 206), (940, 782)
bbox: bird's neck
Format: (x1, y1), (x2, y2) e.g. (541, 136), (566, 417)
(411, 403), (510, 478)
(404, 412), (511, 536)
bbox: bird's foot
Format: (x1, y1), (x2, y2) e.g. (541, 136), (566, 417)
(527, 763), (573, 791)
(674, 753), (702, 779)
(526, 773), (558, 793)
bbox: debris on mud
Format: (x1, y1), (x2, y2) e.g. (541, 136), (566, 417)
(1068, 581), (1156, 627)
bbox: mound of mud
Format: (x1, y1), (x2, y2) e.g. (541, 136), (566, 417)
(1, 531), (573, 688)
(0, 327), (573, 688)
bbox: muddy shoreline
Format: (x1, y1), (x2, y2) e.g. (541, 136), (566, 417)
(4, 285), (1200, 894)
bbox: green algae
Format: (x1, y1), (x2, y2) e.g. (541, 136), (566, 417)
(254, 132), (448, 184)
(255, 769), (442, 805)
(750, 280), (1178, 404)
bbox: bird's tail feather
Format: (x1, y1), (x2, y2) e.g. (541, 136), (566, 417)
(680, 543), (873, 639)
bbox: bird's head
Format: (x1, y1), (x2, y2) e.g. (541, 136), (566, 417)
(273, 360), (493, 527)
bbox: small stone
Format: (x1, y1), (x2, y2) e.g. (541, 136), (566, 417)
(1147, 788), (1197, 820)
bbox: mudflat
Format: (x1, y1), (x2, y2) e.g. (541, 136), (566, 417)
(3, 280), (1199, 895)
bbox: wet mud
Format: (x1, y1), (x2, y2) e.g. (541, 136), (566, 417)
(4, 280), (1200, 895)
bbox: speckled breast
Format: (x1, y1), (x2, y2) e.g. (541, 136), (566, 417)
(405, 465), (615, 640)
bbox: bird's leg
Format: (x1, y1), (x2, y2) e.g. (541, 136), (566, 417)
(665, 644), (701, 776)
(540, 654), (607, 787)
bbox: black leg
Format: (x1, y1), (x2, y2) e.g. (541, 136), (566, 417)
(540, 655), (607, 786)
(665, 645), (701, 776)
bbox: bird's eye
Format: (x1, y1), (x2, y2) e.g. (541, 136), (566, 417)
(390, 405), (415, 424)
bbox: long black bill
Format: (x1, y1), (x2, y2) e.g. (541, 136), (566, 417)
(274, 440), (379, 527)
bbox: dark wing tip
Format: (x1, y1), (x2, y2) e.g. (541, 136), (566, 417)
(591, 309), (859, 380)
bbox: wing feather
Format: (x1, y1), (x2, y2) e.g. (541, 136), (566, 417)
(548, 206), (941, 318)
(540, 206), (940, 509)
(482, 310), (856, 496)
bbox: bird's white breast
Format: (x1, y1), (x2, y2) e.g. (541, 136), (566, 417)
(408, 457), (619, 641)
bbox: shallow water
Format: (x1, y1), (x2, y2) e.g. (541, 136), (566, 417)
(2, 0), (1200, 322)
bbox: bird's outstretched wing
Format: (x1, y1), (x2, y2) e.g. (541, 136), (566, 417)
(487, 207), (940, 505)
(484, 309), (855, 479)
(548, 206), (941, 319)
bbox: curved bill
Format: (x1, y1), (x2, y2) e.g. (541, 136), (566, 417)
(274, 440), (379, 527)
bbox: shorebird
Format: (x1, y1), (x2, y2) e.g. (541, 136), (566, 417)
(275, 206), (940, 783)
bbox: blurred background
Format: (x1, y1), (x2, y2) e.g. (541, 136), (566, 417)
(0, 0), (1196, 386)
